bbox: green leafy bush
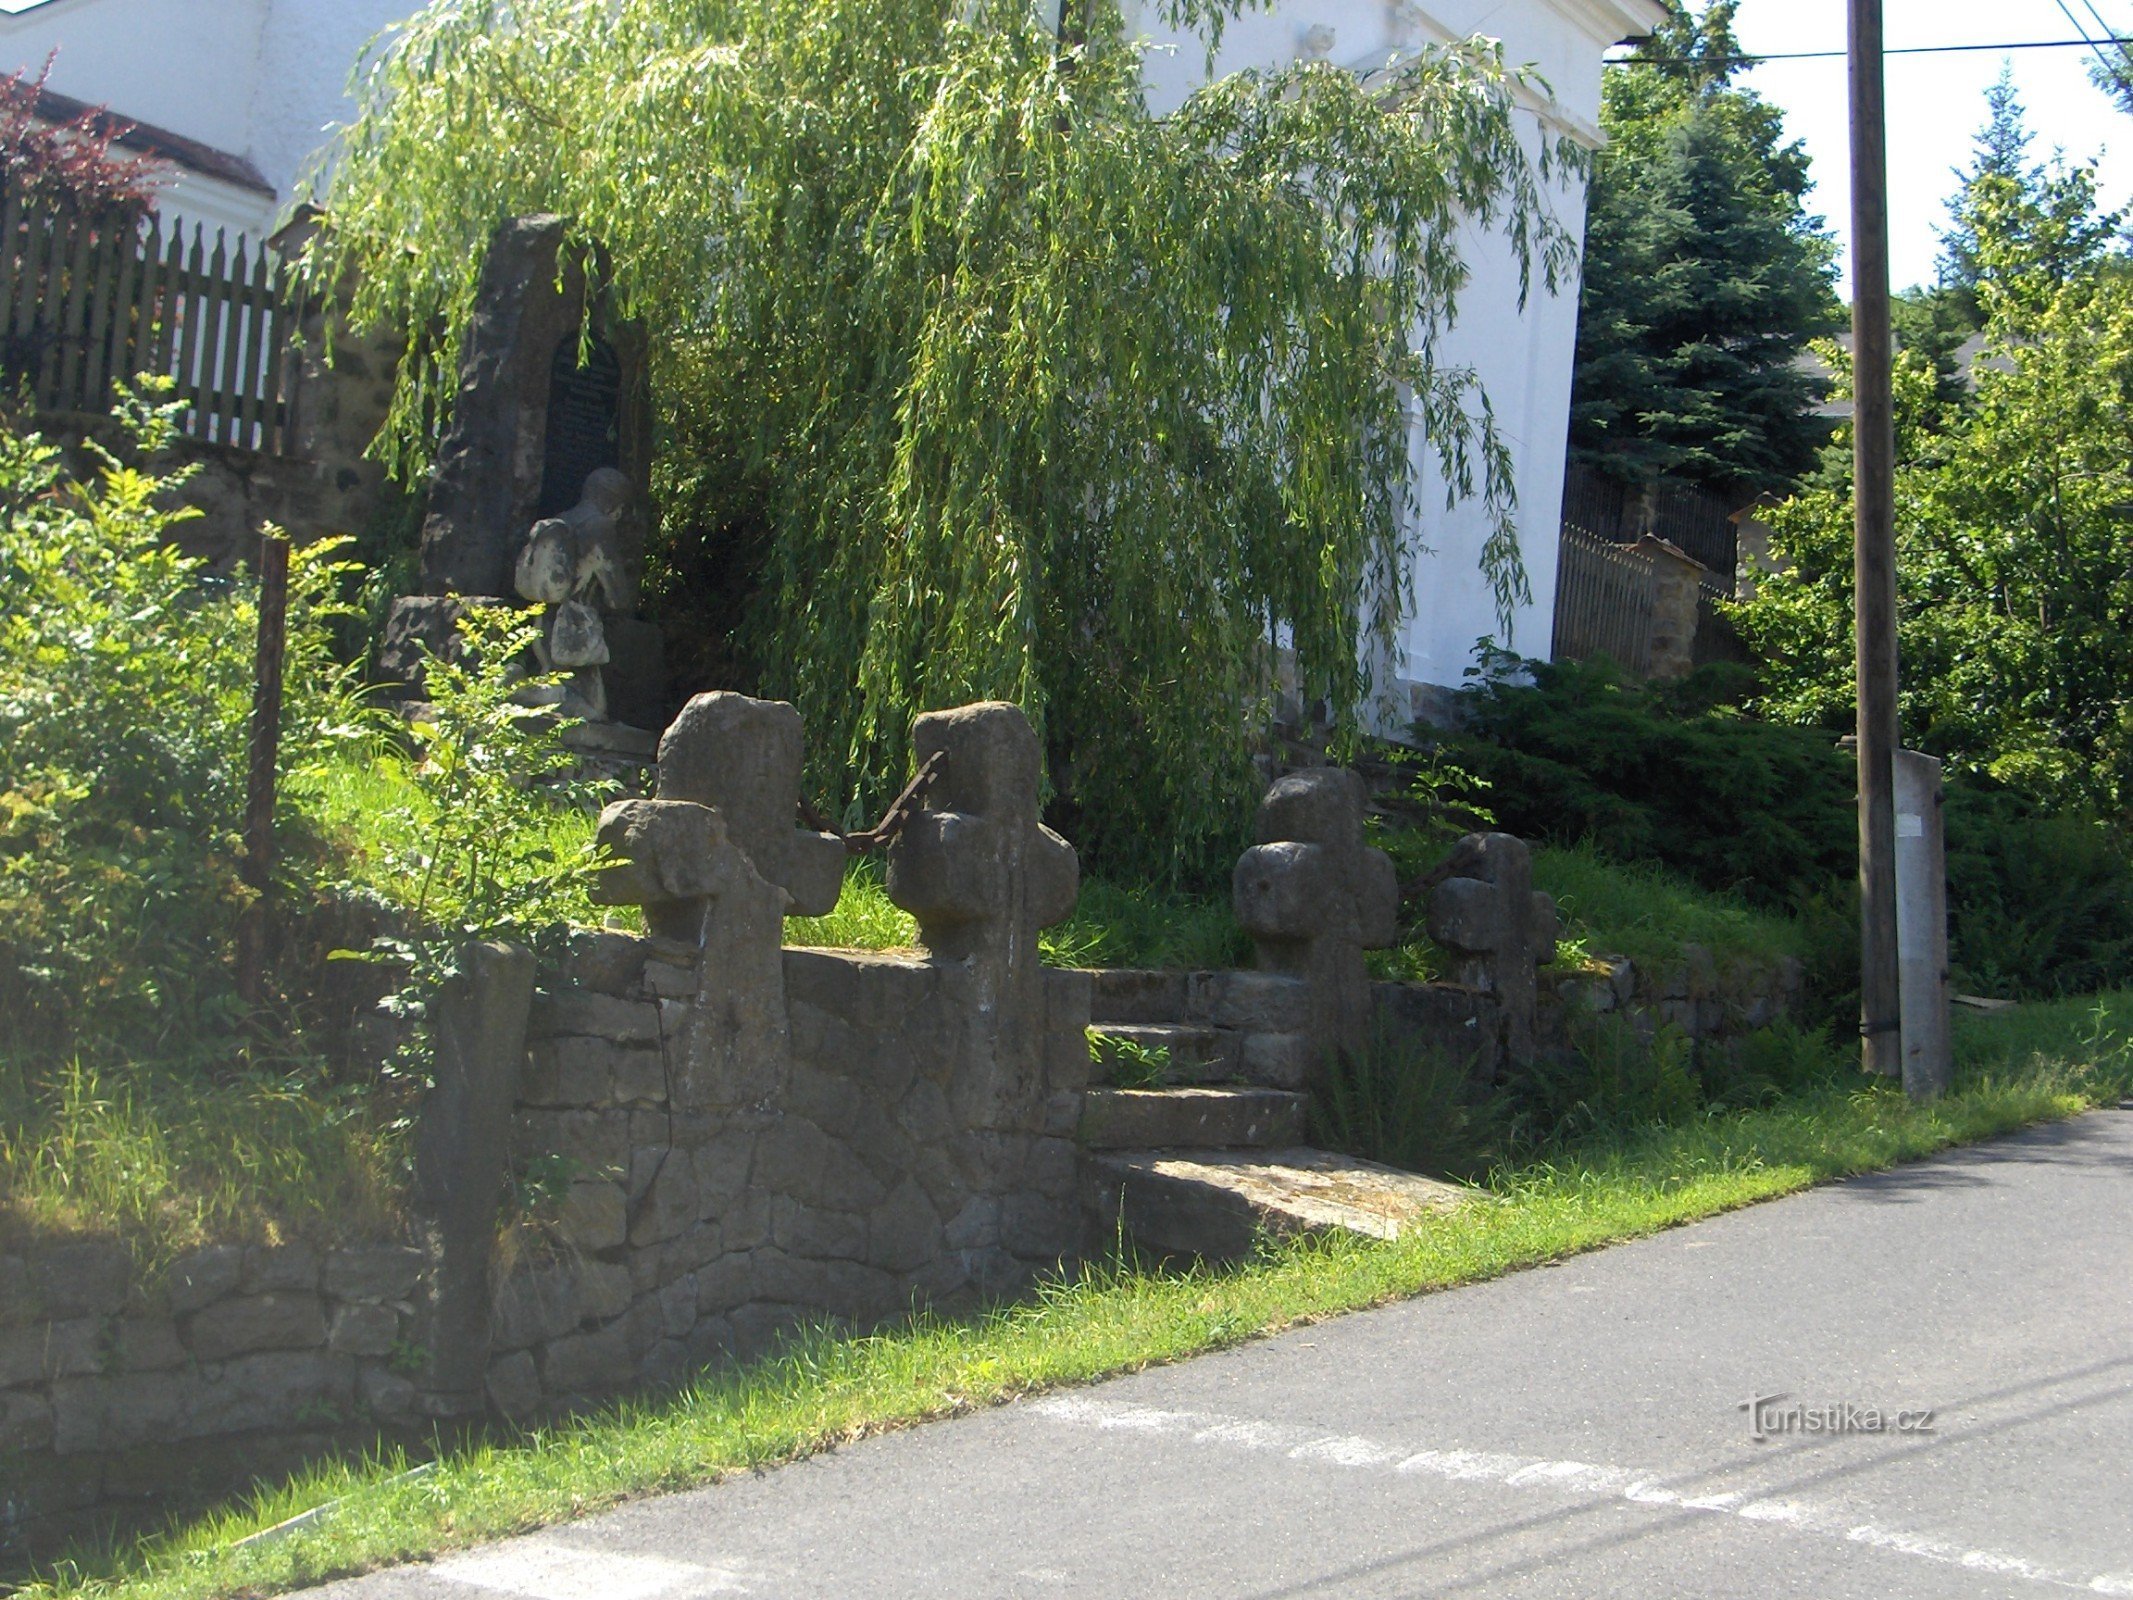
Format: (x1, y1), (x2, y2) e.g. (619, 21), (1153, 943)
(0, 394), (368, 1069)
(1439, 655), (2133, 999)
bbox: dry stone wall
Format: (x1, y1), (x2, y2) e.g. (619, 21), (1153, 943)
(2, 1237), (430, 1559)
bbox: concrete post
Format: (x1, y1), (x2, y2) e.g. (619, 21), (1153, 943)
(1893, 749), (1951, 1098)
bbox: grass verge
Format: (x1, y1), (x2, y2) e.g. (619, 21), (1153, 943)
(23, 992), (2131, 1600)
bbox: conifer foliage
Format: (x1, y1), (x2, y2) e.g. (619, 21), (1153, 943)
(1568, 1), (1838, 501)
(309, 0), (1579, 873)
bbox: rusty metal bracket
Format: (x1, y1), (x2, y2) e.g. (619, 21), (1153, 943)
(798, 748), (947, 856)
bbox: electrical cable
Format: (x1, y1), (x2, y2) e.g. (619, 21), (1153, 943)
(1607, 36), (2131, 67)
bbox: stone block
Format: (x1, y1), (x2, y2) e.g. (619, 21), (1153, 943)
(514, 1107), (630, 1173)
(242, 1245), (321, 1293)
(0, 1256), (28, 1325)
(612, 1049), (669, 1106)
(642, 960), (699, 998)
(580, 1260), (633, 1321)
(558, 1180), (628, 1253)
(0, 1319), (103, 1386)
(894, 1079), (954, 1148)
(323, 1246), (427, 1305)
(359, 1363), (420, 1422)
(164, 1244), (243, 1316)
(747, 1249), (833, 1308)
(485, 1349), (543, 1416)
(658, 1275), (698, 1339)
(630, 1151), (700, 1247)
(115, 1317), (186, 1372)
(540, 1325), (633, 1396)
(695, 1252), (755, 1317)
(754, 1115), (832, 1197)
(1239, 1031), (1316, 1090)
(640, 1336), (692, 1390)
(532, 988), (663, 1044)
(813, 1141), (892, 1213)
(490, 1268), (581, 1351)
(521, 1036), (616, 1107)
(771, 1199), (868, 1262)
(1085, 968), (1184, 1025)
(187, 1292), (326, 1361)
(1195, 970), (1313, 1032)
(27, 1240), (128, 1320)
(328, 1303), (400, 1358)
(1042, 1089), (1083, 1138)
(866, 1180), (942, 1274)
(0, 1385), (53, 1451)
(1427, 875), (1508, 954)
(190, 1350), (354, 1438)
(561, 930), (661, 996)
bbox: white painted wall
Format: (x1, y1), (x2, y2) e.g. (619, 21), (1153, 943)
(0, 0), (407, 238)
(1140, 0), (1662, 711)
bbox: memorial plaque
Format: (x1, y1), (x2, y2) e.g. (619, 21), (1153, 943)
(536, 334), (623, 518)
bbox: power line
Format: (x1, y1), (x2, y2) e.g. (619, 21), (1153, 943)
(1606, 36), (2131, 67)
(2048, 0), (2133, 104)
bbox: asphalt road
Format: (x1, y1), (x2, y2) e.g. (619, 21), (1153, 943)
(318, 1111), (2133, 1599)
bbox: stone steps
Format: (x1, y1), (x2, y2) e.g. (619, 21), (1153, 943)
(1078, 1085), (1308, 1150)
(1083, 1146), (1475, 1263)
(1088, 1022), (1236, 1086)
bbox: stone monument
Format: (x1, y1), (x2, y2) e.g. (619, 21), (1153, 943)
(379, 215), (667, 729)
(1232, 767), (1398, 1062)
(1425, 831), (1559, 1064)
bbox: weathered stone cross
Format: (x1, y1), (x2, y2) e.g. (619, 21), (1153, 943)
(1425, 831), (1559, 1064)
(1232, 767), (1398, 1062)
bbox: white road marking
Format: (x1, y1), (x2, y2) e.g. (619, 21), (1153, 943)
(1027, 1394), (2133, 1594)
(429, 1541), (750, 1600)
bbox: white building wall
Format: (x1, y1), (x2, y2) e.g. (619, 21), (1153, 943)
(0, 0), (408, 238)
(1139, 0), (1658, 711)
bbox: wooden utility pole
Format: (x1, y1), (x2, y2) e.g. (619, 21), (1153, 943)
(1849, 0), (1902, 1078)
(236, 532), (291, 1005)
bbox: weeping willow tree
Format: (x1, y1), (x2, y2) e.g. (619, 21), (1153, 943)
(312, 0), (1580, 875)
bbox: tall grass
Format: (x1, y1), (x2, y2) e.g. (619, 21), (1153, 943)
(0, 1057), (409, 1266)
(1532, 840), (1808, 964)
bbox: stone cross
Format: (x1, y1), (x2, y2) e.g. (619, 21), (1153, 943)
(885, 702), (1077, 964)
(1232, 767), (1397, 1061)
(653, 692), (847, 916)
(586, 691), (844, 940)
(1425, 831), (1558, 1065)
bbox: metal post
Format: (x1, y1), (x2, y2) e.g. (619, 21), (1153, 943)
(1849, 0), (1902, 1078)
(237, 531), (290, 1004)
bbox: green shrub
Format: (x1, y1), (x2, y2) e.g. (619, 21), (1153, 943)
(0, 393), (369, 1070)
(1440, 653), (2133, 1000)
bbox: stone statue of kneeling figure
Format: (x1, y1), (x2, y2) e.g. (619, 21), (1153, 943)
(512, 467), (631, 721)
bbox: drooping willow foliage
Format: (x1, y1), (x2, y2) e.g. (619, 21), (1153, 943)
(311, 0), (1581, 875)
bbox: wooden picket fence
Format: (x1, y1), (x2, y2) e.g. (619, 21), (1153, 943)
(0, 190), (298, 453)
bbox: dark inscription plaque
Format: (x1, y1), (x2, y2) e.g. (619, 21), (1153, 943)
(536, 333), (623, 518)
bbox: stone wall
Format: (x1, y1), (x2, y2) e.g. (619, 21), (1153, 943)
(1539, 944), (1808, 1050)
(483, 930), (1088, 1412)
(2, 1237), (430, 1560)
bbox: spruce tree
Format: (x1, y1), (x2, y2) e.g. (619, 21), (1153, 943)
(1567, 1), (1839, 501)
